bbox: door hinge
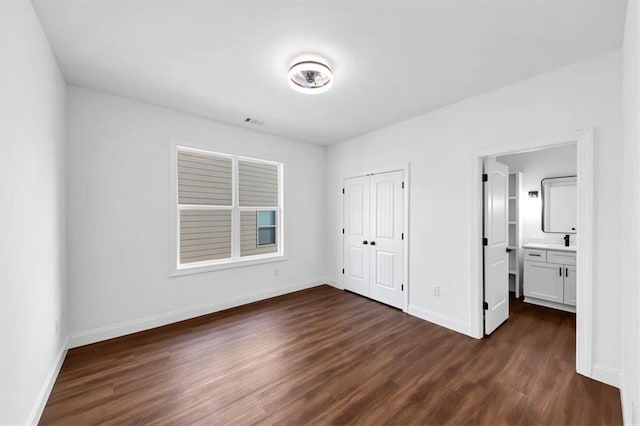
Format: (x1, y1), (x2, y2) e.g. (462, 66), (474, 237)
(342, 268), (345, 274)
(483, 301), (489, 310)
(401, 284), (404, 291)
(482, 237), (488, 246)
(482, 173), (488, 182)
(342, 228), (345, 234)
(402, 181), (405, 189)
(342, 188), (345, 194)
(401, 232), (404, 240)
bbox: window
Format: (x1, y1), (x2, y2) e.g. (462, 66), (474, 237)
(176, 146), (282, 270)
(257, 211), (276, 246)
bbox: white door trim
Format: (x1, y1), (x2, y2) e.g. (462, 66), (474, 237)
(470, 129), (594, 378)
(342, 164), (410, 313)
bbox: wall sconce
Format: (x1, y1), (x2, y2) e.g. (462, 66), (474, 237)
(528, 191), (539, 198)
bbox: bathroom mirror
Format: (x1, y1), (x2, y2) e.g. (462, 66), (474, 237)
(541, 176), (577, 233)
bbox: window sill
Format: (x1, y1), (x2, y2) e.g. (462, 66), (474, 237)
(170, 253), (287, 277)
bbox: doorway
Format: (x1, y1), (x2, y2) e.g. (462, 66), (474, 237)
(343, 169), (408, 310)
(483, 144), (578, 334)
(472, 130), (594, 378)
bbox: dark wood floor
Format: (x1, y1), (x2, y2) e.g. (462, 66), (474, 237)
(41, 285), (621, 425)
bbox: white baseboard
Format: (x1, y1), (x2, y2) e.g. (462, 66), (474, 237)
(26, 337), (68, 425)
(620, 384), (638, 426)
(68, 278), (327, 348)
(591, 363), (621, 388)
(322, 277), (343, 290)
(408, 304), (473, 337)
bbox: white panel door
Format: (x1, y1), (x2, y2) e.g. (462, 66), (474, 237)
(483, 158), (510, 335)
(343, 176), (370, 297)
(524, 261), (564, 303)
(369, 171), (404, 309)
(563, 265), (577, 306)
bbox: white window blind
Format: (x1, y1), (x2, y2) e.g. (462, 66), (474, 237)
(176, 147), (282, 268)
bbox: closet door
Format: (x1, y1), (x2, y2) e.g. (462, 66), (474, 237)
(369, 171), (404, 309)
(343, 176), (371, 297)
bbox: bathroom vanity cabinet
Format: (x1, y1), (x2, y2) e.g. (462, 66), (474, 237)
(523, 244), (577, 312)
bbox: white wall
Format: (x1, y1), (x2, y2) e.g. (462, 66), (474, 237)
(622, 1), (640, 424)
(326, 50), (622, 377)
(65, 87), (326, 345)
(497, 144), (577, 246)
(0, 1), (67, 424)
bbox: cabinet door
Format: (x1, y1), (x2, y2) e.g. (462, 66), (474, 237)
(524, 261), (564, 303)
(564, 265), (577, 306)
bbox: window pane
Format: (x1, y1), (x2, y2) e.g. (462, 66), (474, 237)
(257, 210), (275, 227)
(258, 228), (276, 245)
(180, 209), (231, 264)
(177, 150), (232, 206)
(238, 160), (278, 207)
(240, 211), (278, 256)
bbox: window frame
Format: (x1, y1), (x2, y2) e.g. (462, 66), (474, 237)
(171, 144), (285, 276)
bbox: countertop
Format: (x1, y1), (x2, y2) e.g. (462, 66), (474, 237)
(522, 243), (577, 253)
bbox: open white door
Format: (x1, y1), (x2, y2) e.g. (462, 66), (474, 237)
(343, 176), (370, 297)
(369, 171), (404, 309)
(483, 158), (509, 335)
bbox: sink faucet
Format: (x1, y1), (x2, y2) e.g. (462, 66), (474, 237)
(564, 234), (570, 247)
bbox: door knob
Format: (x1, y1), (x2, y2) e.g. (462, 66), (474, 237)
(362, 240), (368, 245)
(370, 241), (376, 246)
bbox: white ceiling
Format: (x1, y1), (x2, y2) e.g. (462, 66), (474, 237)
(32, 1), (627, 145)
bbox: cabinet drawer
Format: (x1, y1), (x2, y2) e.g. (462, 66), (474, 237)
(547, 250), (576, 266)
(524, 249), (546, 262)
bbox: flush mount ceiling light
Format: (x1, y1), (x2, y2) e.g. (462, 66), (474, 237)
(288, 60), (333, 94)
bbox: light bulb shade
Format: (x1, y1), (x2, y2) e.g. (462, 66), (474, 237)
(288, 61), (332, 94)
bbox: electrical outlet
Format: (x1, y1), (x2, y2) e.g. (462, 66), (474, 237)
(433, 286), (440, 297)
(55, 319), (60, 335)
(274, 268), (279, 277)
(632, 401), (637, 425)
